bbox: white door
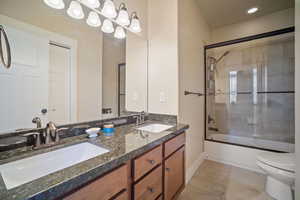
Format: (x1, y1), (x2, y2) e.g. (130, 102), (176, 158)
(48, 43), (71, 125)
(0, 26), (49, 132)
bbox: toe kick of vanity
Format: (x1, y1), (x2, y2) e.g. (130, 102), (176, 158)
(62, 132), (186, 200)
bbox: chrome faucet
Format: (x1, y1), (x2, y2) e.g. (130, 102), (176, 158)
(23, 121), (68, 149)
(134, 111), (146, 126)
(22, 117), (43, 148)
(45, 122), (68, 144)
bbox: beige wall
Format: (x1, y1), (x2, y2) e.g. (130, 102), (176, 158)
(178, 0), (211, 176)
(147, 0), (179, 115)
(0, 0), (102, 122)
(102, 36), (125, 118)
(211, 8), (295, 43)
(295, 0), (300, 198)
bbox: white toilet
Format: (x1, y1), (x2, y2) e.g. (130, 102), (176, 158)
(256, 152), (295, 200)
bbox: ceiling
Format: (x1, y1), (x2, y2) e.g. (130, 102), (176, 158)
(196, 0), (294, 28)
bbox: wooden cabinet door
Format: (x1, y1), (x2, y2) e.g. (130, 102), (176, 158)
(164, 147), (185, 200)
(63, 164), (128, 200)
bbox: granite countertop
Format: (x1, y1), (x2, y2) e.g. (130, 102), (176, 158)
(0, 121), (189, 200)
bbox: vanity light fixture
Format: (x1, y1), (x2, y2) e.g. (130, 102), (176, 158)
(114, 26), (126, 39)
(247, 7), (258, 14)
(43, 0), (65, 9)
(116, 3), (130, 26)
(129, 12), (141, 33)
(44, 0), (142, 38)
(67, 1), (85, 19)
(101, 19), (114, 33)
(86, 11), (101, 27)
(101, 0), (117, 19)
(81, 0), (100, 9)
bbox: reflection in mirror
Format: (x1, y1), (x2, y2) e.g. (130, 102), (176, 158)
(0, 0), (148, 134)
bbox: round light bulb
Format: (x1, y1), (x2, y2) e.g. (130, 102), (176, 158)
(43, 0), (65, 9)
(87, 11), (101, 27)
(67, 1), (84, 19)
(81, 0), (100, 9)
(114, 26), (126, 39)
(116, 8), (130, 26)
(247, 7), (258, 14)
(129, 16), (141, 33)
(101, 0), (117, 19)
(101, 19), (114, 33)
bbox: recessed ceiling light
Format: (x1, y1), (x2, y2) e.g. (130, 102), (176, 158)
(247, 7), (258, 14)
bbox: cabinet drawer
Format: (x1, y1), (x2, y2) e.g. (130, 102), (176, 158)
(114, 191), (129, 200)
(164, 133), (185, 158)
(64, 164), (128, 200)
(134, 145), (162, 181)
(134, 166), (162, 200)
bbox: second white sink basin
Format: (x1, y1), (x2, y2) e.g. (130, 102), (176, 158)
(136, 124), (174, 133)
(0, 142), (109, 189)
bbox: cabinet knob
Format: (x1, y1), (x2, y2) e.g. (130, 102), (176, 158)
(165, 167), (171, 172)
(147, 159), (155, 165)
(147, 187), (155, 193)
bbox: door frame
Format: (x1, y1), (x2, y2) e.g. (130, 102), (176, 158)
(118, 63), (126, 116)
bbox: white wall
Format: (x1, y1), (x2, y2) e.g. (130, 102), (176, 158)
(295, 0), (300, 198)
(147, 0), (179, 115)
(178, 0), (211, 181)
(212, 8), (295, 43)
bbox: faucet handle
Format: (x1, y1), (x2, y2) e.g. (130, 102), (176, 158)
(23, 132), (41, 148)
(32, 117), (42, 128)
(23, 132), (40, 137)
(54, 127), (68, 142)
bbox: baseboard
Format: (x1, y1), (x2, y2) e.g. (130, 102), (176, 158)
(207, 155), (264, 174)
(186, 152), (208, 184)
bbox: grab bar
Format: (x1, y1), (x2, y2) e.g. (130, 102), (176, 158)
(0, 25), (12, 69)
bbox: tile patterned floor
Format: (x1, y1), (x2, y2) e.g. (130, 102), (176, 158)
(178, 160), (273, 200)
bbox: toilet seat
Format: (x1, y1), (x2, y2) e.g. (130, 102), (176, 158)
(257, 152), (295, 172)
(257, 161), (295, 183)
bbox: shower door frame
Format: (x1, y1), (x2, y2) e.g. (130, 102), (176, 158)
(203, 26), (295, 152)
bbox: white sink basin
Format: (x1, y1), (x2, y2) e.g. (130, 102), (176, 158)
(0, 142), (109, 189)
(136, 124), (174, 133)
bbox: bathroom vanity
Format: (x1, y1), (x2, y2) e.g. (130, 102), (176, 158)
(0, 120), (188, 200)
(64, 132), (185, 200)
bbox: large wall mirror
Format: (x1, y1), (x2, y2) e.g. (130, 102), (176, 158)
(0, 0), (148, 133)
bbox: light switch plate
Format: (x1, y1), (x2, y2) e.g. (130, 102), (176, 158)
(159, 92), (166, 103)
(133, 92), (138, 101)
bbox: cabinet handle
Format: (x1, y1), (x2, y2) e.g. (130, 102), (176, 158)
(165, 167), (171, 172)
(147, 187), (155, 193)
(147, 159), (155, 165)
